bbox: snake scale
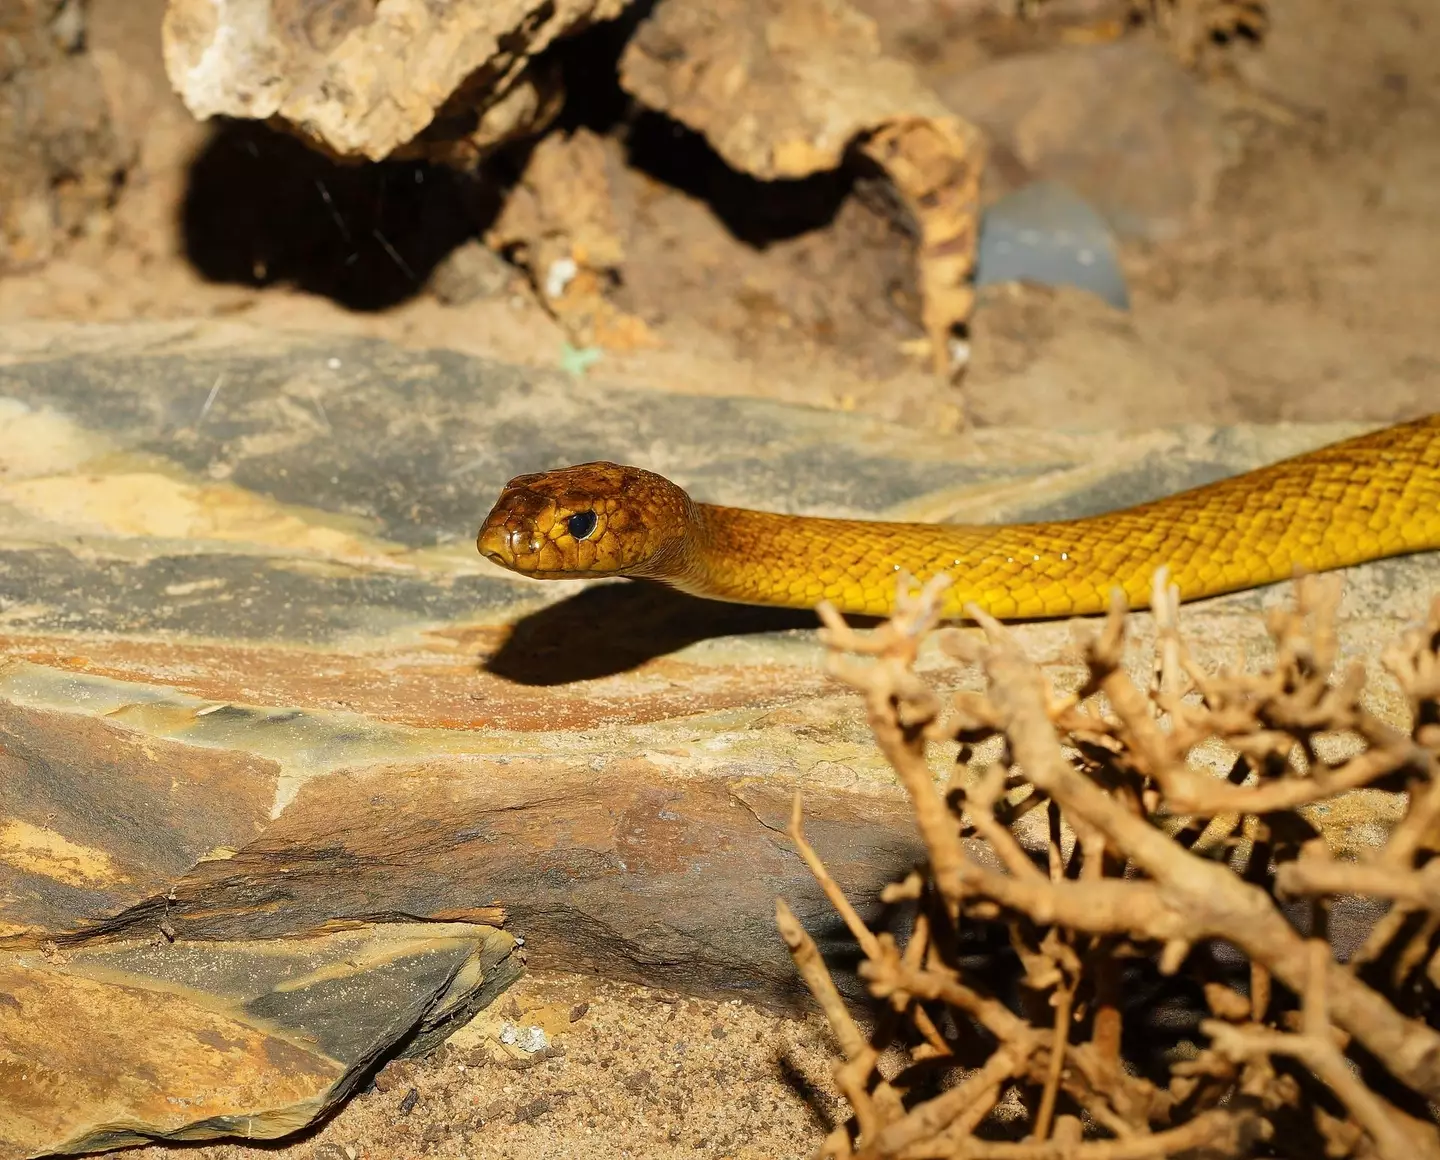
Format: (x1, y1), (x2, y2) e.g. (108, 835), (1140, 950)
(477, 414), (1440, 621)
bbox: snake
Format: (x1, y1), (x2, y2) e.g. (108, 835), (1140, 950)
(476, 414), (1440, 621)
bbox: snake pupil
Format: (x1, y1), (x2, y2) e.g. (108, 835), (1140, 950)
(567, 510), (598, 539)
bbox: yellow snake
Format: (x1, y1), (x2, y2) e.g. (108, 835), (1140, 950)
(476, 415), (1440, 621)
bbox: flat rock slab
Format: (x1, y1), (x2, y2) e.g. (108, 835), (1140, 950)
(0, 921), (520, 1159)
(0, 322), (1433, 1152)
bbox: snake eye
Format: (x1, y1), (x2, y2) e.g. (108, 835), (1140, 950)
(567, 510), (598, 540)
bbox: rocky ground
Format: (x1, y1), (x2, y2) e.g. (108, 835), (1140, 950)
(2, 0), (1438, 1156)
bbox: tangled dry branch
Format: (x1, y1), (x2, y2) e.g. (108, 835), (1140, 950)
(781, 571), (1440, 1159)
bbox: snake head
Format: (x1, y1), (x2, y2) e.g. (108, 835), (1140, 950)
(477, 461), (694, 580)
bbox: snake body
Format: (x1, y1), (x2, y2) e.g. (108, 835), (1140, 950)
(477, 415), (1440, 620)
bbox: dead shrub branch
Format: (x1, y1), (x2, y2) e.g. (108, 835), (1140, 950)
(782, 572), (1440, 1158)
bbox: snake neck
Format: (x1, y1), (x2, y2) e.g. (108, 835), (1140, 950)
(673, 504), (787, 597)
(659, 413), (1440, 620)
(678, 503), (925, 613)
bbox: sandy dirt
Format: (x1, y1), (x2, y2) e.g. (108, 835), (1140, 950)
(123, 973), (850, 1160)
(4, 0), (1439, 1155)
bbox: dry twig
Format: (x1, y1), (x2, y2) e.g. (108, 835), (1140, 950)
(780, 576), (1440, 1159)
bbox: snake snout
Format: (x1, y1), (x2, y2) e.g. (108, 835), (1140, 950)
(477, 520), (543, 570)
(477, 483), (562, 573)
(475, 522), (514, 567)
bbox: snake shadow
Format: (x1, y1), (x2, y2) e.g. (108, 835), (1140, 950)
(483, 580), (875, 686)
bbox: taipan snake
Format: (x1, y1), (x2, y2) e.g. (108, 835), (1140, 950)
(477, 415), (1440, 621)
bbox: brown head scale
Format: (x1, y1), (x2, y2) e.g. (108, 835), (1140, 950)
(477, 461), (695, 580)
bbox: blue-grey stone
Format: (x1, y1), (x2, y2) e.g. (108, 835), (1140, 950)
(976, 181), (1129, 310)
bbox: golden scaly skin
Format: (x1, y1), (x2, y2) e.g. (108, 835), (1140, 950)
(477, 415), (1440, 620)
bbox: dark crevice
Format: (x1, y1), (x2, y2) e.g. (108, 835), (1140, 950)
(180, 119), (507, 311)
(548, 4), (858, 247)
(179, 2), (873, 310)
(622, 112), (856, 248)
(548, 0), (653, 136)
